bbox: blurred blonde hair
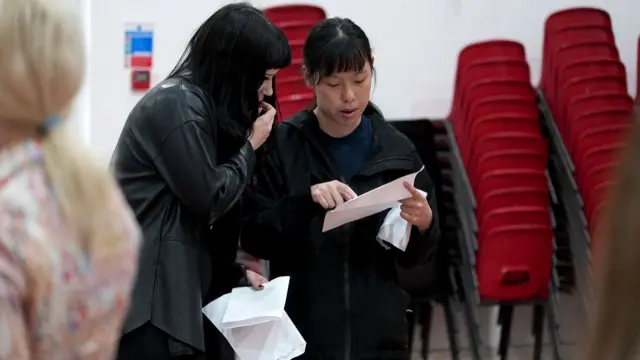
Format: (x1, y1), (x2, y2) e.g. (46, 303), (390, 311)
(0, 0), (118, 254)
(580, 106), (640, 360)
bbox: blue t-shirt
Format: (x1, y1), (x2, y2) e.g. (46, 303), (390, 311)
(320, 116), (373, 180)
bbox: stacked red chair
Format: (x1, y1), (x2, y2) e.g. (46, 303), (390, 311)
(449, 40), (553, 301)
(539, 7), (633, 240)
(264, 4), (326, 121)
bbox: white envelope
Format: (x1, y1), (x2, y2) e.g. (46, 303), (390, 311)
(322, 166), (424, 232)
(203, 277), (306, 360)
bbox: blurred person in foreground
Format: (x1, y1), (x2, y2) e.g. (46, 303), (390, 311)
(110, 3), (291, 359)
(580, 107), (640, 360)
(0, 0), (141, 359)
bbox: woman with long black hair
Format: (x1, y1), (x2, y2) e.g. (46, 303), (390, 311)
(111, 3), (291, 359)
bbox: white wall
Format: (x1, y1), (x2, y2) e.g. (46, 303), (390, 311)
(88, 0), (640, 159)
(66, 0), (91, 144)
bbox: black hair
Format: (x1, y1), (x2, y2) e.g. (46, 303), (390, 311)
(303, 17), (373, 85)
(169, 2), (291, 144)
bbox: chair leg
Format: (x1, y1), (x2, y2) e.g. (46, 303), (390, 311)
(462, 293), (482, 360)
(498, 305), (514, 360)
(443, 298), (460, 360)
(532, 305), (545, 360)
(419, 303), (434, 359)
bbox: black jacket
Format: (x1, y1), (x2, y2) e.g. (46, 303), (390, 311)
(241, 106), (441, 360)
(111, 77), (255, 353)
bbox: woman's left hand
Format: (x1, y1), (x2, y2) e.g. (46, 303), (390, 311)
(246, 269), (268, 290)
(399, 181), (433, 233)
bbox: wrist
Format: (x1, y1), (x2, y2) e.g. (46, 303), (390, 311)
(416, 218), (432, 234)
(248, 136), (259, 150)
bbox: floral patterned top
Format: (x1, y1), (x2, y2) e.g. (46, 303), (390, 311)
(0, 141), (140, 360)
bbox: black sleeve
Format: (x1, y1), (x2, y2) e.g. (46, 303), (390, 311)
(152, 104), (256, 226)
(240, 140), (318, 260)
(395, 156), (441, 268)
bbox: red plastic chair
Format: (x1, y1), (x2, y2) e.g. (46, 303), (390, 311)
(549, 43), (619, 103)
(477, 188), (550, 225)
(475, 169), (548, 206)
(580, 163), (617, 199)
(454, 41), (525, 85)
(459, 98), (539, 150)
(459, 40), (526, 66)
(569, 123), (630, 161)
(457, 61), (531, 117)
(471, 132), (547, 170)
(544, 8), (611, 39)
(471, 150), (547, 186)
(451, 79), (533, 126)
(465, 82), (535, 110)
(557, 75), (627, 129)
(466, 98), (538, 126)
(546, 59), (626, 113)
(557, 60), (626, 96)
(477, 225), (553, 300)
(263, 5), (326, 25)
(575, 144), (625, 178)
(542, 27), (615, 91)
(278, 93), (314, 122)
(559, 80), (629, 137)
(465, 115), (541, 163)
(541, 7), (612, 89)
(278, 23), (315, 42)
(564, 92), (633, 136)
(276, 77), (309, 97)
(566, 109), (631, 149)
(480, 207), (551, 235)
(277, 59), (304, 82)
(290, 41), (304, 61)
(454, 41), (526, 98)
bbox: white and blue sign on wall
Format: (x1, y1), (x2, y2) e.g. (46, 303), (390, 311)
(125, 23), (154, 68)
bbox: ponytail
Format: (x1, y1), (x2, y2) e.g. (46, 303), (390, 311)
(42, 124), (123, 254)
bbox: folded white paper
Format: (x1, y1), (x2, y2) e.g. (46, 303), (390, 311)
(322, 166), (424, 232)
(376, 190), (427, 251)
(202, 276), (306, 360)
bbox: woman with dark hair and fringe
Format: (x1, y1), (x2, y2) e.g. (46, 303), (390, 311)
(241, 18), (440, 359)
(111, 3), (291, 359)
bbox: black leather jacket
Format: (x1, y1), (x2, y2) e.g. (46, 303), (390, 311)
(111, 77), (256, 352)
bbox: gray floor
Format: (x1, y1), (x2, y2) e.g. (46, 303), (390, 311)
(411, 293), (584, 360)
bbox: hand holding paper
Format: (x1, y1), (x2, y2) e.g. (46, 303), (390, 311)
(377, 189), (428, 251)
(322, 166), (424, 232)
(311, 180), (357, 209)
(398, 181), (433, 232)
(202, 277), (306, 360)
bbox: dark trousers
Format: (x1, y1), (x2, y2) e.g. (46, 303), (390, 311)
(116, 318), (235, 360)
(116, 323), (204, 360)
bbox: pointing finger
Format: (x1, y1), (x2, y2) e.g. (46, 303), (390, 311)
(338, 184), (357, 200)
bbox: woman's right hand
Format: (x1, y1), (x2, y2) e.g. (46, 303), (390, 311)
(311, 181), (357, 209)
(248, 102), (277, 150)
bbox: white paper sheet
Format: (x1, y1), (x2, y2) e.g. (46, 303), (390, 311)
(203, 276), (306, 360)
(377, 190), (427, 251)
(222, 277), (291, 328)
(322, 166), (424, 232)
